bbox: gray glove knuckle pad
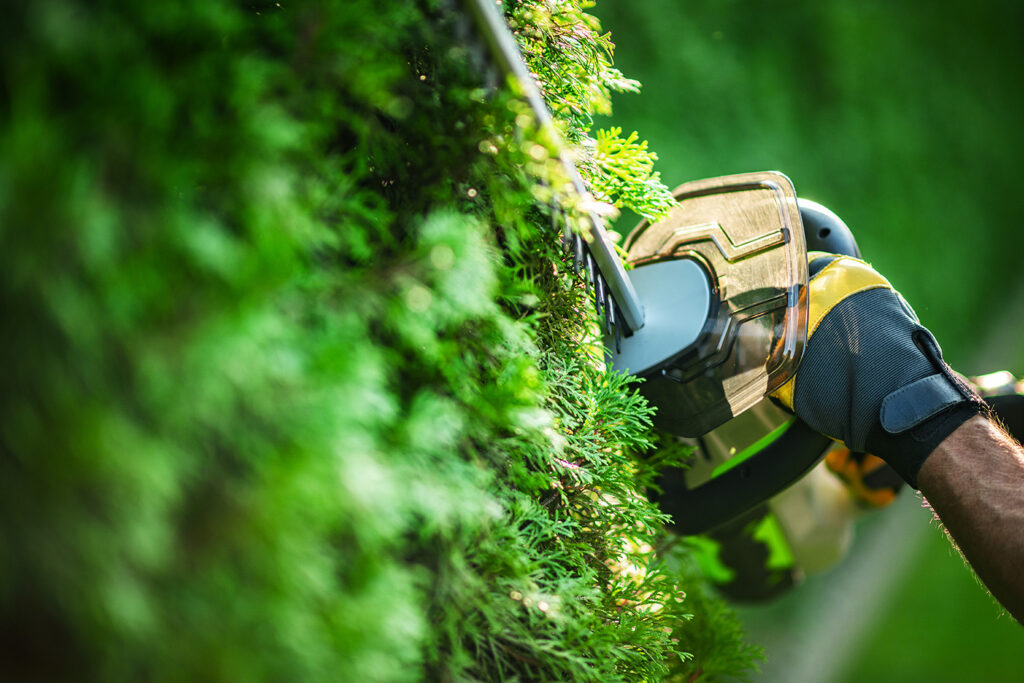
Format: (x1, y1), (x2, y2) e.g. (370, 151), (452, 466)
(792, 288), (942, 452)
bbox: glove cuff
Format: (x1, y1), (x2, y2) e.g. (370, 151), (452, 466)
(868, 335), (988, 488)
(870, 401), (984, 488)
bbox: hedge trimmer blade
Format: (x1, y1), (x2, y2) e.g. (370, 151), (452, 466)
(461, 1), (811, 443)
(460, 0), (646, 346)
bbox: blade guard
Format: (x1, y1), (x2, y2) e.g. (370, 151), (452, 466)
(644, 185), (865, 535)
(609, 171), (808, 437)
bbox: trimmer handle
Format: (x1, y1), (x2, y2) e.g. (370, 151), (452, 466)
(659, 419), (833, 535)
(798, 199), (862, 258)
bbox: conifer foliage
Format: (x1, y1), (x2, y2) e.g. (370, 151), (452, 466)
(0, 0), (759, 680)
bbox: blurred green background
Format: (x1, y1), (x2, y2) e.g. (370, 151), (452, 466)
(594, 0), (1024, 680)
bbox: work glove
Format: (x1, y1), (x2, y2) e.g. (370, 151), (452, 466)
(772, 253), (987, 488)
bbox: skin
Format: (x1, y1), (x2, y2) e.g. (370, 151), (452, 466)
(917, 416), (1024, 625)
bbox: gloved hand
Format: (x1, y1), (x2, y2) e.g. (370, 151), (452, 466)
(772, 253), (987, 488)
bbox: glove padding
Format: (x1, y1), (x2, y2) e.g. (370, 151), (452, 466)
(772, 254), (986, 487)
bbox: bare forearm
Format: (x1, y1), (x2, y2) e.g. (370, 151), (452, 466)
(917, 416), (1024, 624)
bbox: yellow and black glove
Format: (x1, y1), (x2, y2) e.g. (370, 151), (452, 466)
(772, 253), (987, 488)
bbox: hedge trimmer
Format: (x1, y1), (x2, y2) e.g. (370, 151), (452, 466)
(463, 0), (846, 519)
(461, 1), (1024, 581)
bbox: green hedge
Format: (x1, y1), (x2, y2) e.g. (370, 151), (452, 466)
(0, 1), (758, 680)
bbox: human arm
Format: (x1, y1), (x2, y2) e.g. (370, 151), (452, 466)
(773, 253), (1023, 622)
(918, 415), (1024, 624)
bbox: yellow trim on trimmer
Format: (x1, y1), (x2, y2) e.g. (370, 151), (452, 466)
(772, 256), (892, 410)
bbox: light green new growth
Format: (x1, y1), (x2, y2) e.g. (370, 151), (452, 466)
(507, 0), (676, 224)
(593, 126), (678, 221)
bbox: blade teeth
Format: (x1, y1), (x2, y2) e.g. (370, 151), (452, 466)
(603, 290), (613, 336)
(573, 234), (584, 274)
(611, 304), (622, 353)
(595, 273), (605, 318)
(555, 207), (571, 251)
